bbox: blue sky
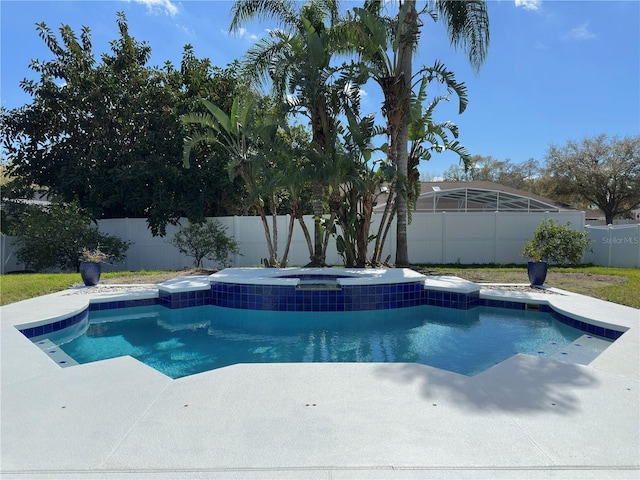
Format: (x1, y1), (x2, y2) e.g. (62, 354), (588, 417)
(1, 0), (639, 178)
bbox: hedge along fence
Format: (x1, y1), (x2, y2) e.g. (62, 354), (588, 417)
(3, 211), (603, 273)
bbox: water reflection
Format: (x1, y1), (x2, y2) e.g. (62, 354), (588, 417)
(58, 304), (593, 379)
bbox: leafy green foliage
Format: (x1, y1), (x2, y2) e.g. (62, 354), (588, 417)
(543, 134), (640, 224)
(443, 155), (541, 191)
(7, 200), (130, 272)
(170, 220), (240, 268)
(182, 95), (287, 266)
(230, 0), (354, 266)
(521, 219), (593, 265)
(349, 3), (488, 265)
(0, 14), (246, 236)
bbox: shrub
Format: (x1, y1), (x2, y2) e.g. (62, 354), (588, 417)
(522, 219), (593, 265)
(170, 220), (240, 268)
(8, 200), (130, 272)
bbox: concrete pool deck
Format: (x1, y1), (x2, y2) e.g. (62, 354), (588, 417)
(1, 275), (638, 479)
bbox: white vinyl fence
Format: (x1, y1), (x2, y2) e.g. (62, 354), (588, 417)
(584, 224), (640, 268)
(3, 211), (610, 273)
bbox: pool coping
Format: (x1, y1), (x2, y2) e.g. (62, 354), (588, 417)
(1, 273), (638, 478)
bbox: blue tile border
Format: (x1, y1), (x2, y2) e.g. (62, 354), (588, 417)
(479, 297), (624, 340)
(424, 289), (480, 310)
(19, 297), (158, 339)
(208, 281), (474, 312)
(479, 298), (526, 310)
(538, 304), (624, 340)
(159, 289), (210, 309)
(19, 309), (89, 339)
(89, 297), (158, 311)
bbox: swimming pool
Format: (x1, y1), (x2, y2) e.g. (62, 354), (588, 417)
(47, 303), (612, 378)
(18, 268), (624, 379)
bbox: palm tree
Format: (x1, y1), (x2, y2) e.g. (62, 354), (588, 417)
(181, 96), (283, 266)
(373, 68), (471, 264)
(229, 0), (346, 266)
(335, 109), (384, 266)
(352, 0), (489, 266)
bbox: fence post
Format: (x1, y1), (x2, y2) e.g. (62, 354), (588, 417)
(637, 224), (640, 268)
(233, 215), (240, 267)
(125, 217), (132, 271)
(607, 224), (613, 268)
(493, 211), (498, 264)
(441, 212), (446, 264)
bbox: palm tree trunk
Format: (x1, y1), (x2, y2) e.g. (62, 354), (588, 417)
(280, 213), (296, 268)
(311, 180), (324, 266)
(297, 216), (314, 263)
(373, 178), (396, 264)
(395, 0), (417, 267)
(322, 211), (337, 262)
(255, 200), (277, 266)
(379, 201), (397, 265)
(271, 193), (279, 266)
(356, 192), (374, 266)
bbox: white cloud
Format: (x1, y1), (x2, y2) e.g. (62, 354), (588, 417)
(515, 0), (542, 11)
(176, 24), (195, 37)
(225, 27), (259, 41)
(568, 22), (596, 40)
(133, 0), (179, 17)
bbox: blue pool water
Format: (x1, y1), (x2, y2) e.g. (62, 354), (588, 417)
(55, 304), (608, 378)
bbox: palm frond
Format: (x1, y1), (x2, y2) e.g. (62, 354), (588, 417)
(430, 0), (490, 72)
(182, 131), (222, 168)
(201, 99), (232, 133)
(416, 60), (468, 114)
(229, 0), (298, 34)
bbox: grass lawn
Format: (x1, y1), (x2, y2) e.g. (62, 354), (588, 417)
(1, 266), (638, 309)
(0, 270), (171, 306)
(417, 265), (639, 309)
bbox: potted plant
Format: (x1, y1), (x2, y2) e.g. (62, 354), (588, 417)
(79, 247), (109, 286)
(521, 219), (593, 286)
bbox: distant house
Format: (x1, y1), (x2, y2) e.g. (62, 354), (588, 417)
(375, 181), (574, 213)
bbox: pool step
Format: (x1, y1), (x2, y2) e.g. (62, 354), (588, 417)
(33, 338), (78, 368)
(548, 334), (613, 365)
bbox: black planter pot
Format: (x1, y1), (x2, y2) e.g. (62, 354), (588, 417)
(527, 261), (548, 286)
(80, 261), (102, 286)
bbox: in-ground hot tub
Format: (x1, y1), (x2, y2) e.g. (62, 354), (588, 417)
(156, 267), (481, 312)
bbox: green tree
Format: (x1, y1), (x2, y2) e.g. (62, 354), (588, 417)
(0, 14), (245, 236)
(5, 200), (129, 272)
(406, 78), (470, 200)
(399, 0), (489, 266)
(443, 155), (542, 190)
(170, 220), (240, 268)
(268, 124), (315, 266)
(230, 0), (350, 266)
(182, 96), (286, 266)
(543, 134), (640, 224)
(348, 4), (473, 264)
(332, 111), (383, 267)
(351, 0), (489, 266)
